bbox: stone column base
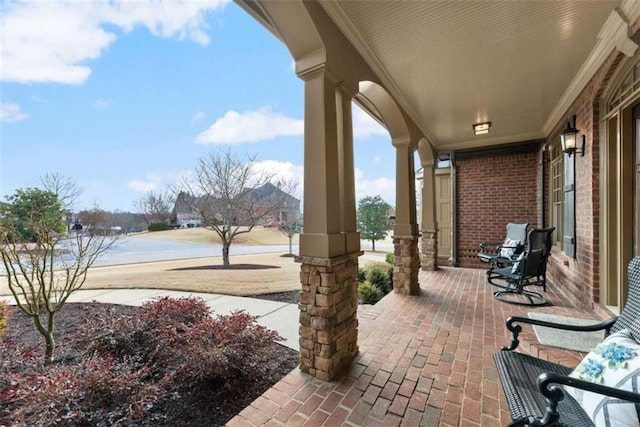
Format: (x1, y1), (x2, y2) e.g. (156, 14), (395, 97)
(295, 252), (362, 381)
(420, 229), (438, 271)
(393, 235), (420, 295)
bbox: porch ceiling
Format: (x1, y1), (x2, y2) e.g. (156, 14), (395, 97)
(240, 0), (640, 153)
(319, 0), (621, 152)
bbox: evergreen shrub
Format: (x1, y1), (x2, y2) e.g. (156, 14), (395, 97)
(148, 222), (170, 232)
(357, 281), (383, 305)
(385, 253), (394, 264)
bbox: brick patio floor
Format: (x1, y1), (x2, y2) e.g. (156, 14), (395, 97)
(229, 266), (607, 426)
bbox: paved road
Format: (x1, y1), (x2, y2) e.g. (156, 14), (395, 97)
(0, 234), (394, 273)
(0, 236), (298, 274)
(95, 236), (298, 266)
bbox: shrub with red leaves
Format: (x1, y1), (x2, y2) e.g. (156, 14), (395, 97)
(81, 297), (283, 385)
(156, 310), (283, 384)
(2, 355), (168, 426)
(1, 297), (285, 425)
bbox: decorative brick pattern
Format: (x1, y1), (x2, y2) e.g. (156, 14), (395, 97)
(229, 266), (604, 426)
(393, 235), (420, 295)
(296, 253), (360, 381)
(420, 229), (438, 271)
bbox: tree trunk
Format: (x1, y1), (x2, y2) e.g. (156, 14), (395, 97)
(372, 239), (376, 251)
(288, 236), (293, 254)
(44, 330), (55, 365)
(34, 313), (56, 365)
(222, 244), (230, 266)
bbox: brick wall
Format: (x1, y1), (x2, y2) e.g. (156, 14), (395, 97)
(456, 149), (540, 268)
(542, 43), (625, 308)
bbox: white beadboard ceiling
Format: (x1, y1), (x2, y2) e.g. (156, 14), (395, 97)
(318, 0), (622, 152)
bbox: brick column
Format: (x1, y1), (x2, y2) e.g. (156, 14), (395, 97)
(393, 235), (420, 295)
(297, 253), (360, 381)
(421, 229), (438, 271)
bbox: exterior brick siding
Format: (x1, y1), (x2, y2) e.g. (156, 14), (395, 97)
(455, 149), (540, 268)
(542, 42), (625, 308)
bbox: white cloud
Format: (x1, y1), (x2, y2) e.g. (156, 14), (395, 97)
(354, 168), (395, 205)
(32, 94), (47, 103)
(126, 171), (184, 194)
(250, 160), (304, 200)
(1, 0), (229, 85)
(127, 180), (157, 193)
(1, 102), (29, 123)
(193, 104), (385, 145)
(93, 99), (108, 109)
(196, 106), (303, 145)
(191, 111), (206, 123)
(372, 156), (382, 165)
(352, 105), (388, 139)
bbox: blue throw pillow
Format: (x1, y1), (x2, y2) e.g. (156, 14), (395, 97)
(566, 329), (640, 427)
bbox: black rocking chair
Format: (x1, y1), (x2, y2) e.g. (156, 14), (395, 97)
(487, 227), (555, 306)
(478, 222), (529, 266)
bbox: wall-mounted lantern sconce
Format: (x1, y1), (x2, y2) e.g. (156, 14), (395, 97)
(472, 121), (491, 135)
(560, 115), (586, 157)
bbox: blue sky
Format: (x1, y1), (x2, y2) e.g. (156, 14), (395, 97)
(0, 0), (396, 212)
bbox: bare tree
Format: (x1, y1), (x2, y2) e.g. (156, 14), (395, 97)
(0, 175), (120, 364)
(179, 149), (296, 266)
(40, 172), (81, 209)
(77, 205), (115, 234)
(133, 190), (173, 226)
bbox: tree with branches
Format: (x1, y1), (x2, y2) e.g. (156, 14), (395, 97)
(178, 149), (297, 266)
(279, 219), (302, 255)
(357, 195), (392, 251)
(133, 190), (173, 226)
(0, 174), (119, 364)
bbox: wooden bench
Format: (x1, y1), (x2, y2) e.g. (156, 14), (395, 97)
(494, 256), (640, 426)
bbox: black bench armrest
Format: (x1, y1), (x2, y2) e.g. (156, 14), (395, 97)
(511, 372), (640, 427)
(501, 315), (619, 351)
(539, 372), (640, 403)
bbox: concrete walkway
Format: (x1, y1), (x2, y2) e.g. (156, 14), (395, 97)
(0, 288), (300, 351)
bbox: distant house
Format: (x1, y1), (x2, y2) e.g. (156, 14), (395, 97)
(240, 182), (300, 227)
(171, 183), (300, 228)
(171, 192), (203, 228)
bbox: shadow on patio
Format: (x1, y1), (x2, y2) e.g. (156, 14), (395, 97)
(229, 266), (604, 426)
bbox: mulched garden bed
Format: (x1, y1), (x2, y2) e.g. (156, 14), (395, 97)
(252, 291), (299, 304)
(1, 303), (299, 426)
(170, 264), (280, 271)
